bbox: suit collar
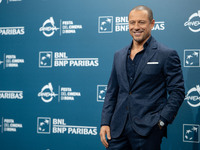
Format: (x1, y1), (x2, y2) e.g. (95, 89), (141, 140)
(120, 42), (132, 91)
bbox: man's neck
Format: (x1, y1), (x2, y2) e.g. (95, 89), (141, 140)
(132, 35), (151, 52)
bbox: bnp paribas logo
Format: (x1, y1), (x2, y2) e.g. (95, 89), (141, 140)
(37, 117), (51, 134)
(97, 85), (107, 102)
(98, 16), (113, 33)
(183, 124), (200, 143)
(39, 51), (52, 68)
(184, 49), (200, 67)
(37, 117), (98, 135)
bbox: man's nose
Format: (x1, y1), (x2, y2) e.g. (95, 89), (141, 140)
(134, 22), (140, 30)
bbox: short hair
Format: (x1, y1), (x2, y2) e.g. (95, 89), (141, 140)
(129, 5), (153, 22)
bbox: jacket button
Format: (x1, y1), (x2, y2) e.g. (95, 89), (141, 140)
(129, 92), (132, 95)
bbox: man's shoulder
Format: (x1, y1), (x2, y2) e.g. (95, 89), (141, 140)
(154, 38), (176, 55)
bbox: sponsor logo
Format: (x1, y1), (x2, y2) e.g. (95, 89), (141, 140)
(184, 10), (200, 32)
(39, 17), (59, 37)
(38, 83), (81, 103)
(0, 54), (24, 69)
(38, 83), (58, 103)
(97, 85), (107, 102)
(39, 51), (52, 68)
(185, 85), (200, 107)
(152, 22), (165, 30)
(39, 51), (99, 68)
(184, 49), (200, 67)
(0, 90), (23, 99)
(61, 20), (82, 34)
(0, 27), (25, 35)
(59, 87), (81, 101)
(0, 117), (23, 133)
(98, 16), (165, 33)
(37, 117), (97, 135)
(98, 16), (113, 33)
(115, 16), (129, 32)
(39, 17), (83, 37)
(183, 124), (200, 143)
(5, 54), (24, 68)
(37, 117), (51, 134)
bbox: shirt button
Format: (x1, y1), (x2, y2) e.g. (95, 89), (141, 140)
(129, 92), (132, 95)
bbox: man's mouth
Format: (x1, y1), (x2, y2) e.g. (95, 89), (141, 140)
(134, 31), (143, 36)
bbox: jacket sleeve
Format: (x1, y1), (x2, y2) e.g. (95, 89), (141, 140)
(161, 50), (185, 123)
(101, 53), (119, 126)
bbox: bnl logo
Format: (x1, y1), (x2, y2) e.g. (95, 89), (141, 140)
(37, 117), (51, 134)
(97, 85), (107, 102)
(39, 51), (52, 68)
(184, 49), (200, 67)
(98, 16), (113, 33)
(183, 124), (200, 143)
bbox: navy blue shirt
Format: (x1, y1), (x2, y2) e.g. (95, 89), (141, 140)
(127, 36), (152, 86)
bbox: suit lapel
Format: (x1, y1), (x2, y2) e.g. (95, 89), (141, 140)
(120, 43), (131, 91)
(130, 38), (158, 91)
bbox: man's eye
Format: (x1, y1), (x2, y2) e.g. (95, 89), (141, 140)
(139, 21), (145, 24)
(130, 22), (135, 24)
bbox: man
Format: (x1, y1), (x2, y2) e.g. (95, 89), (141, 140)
(100, 5), (185, 150)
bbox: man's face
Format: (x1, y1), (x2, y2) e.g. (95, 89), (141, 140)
(129, 10), (155, 44)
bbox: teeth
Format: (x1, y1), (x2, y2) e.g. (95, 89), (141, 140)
(134, 31), (143, 36)
(135, 32), (141, 35)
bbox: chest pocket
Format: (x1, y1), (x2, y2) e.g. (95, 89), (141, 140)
(142, 64), (161, 75)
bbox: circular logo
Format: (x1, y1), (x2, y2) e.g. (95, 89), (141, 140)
(184, 10), (200, 32)
(39, 17), (59, 37)
(185, 85), (200, 107)
(38, 83), (58, 103)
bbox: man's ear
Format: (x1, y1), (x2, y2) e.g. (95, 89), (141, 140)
(151, 19), (155, 29)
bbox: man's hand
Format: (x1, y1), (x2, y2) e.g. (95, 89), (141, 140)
(100, 125), (111, 148)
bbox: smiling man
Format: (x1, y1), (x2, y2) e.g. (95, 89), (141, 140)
(100, 5), (185, 150)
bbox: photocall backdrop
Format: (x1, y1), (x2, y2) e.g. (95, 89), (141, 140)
(0, 0), (200, 149)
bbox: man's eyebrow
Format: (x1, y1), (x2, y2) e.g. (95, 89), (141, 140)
(129, 20), (146, 21)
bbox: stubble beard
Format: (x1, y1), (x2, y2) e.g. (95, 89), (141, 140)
(132, 32), (150, 44)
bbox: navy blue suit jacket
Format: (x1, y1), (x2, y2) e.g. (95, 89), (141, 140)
(101, 37), (185, 138)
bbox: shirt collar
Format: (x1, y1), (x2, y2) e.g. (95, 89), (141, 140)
(143, 35), (152, 49)
(128, 36), (152, 55)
